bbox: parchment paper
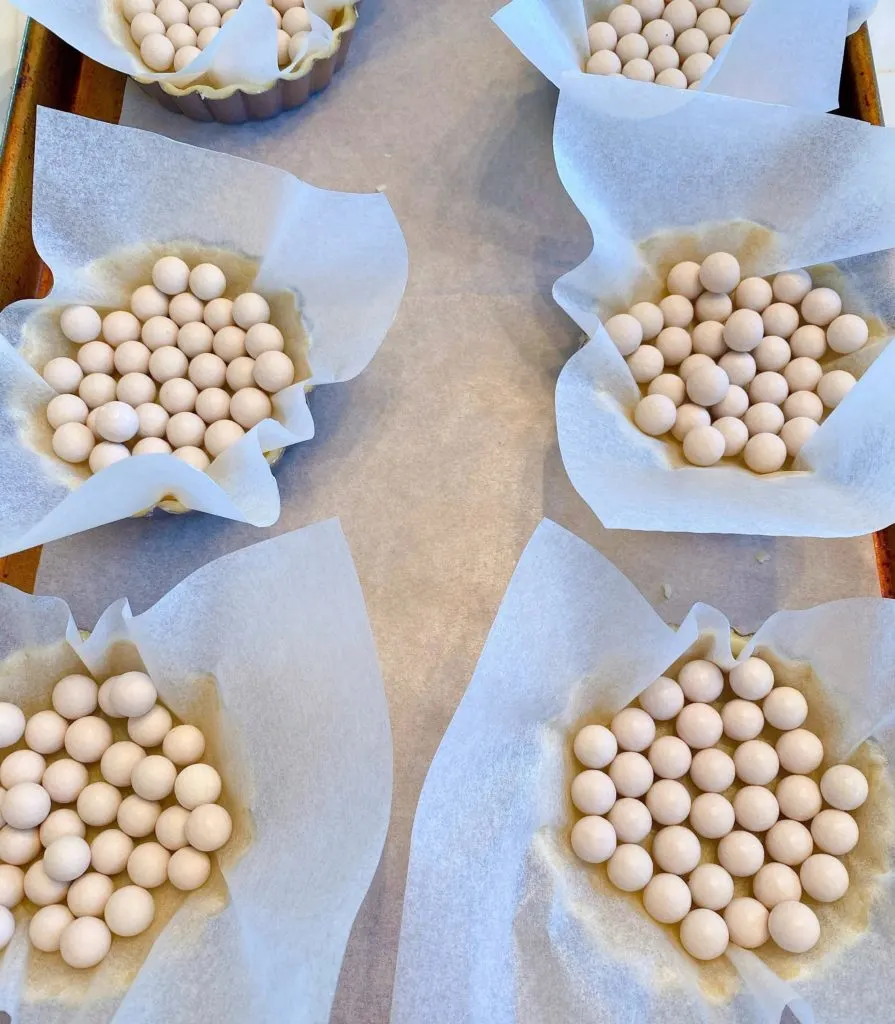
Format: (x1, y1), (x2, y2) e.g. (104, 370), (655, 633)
(390, 519), (895, 1024)
(551, 77), (895, 537)
(11, 0), (342, 89)
(494, 0), (850, 111)
(33, 5), (884, 1019)
(0, 519), (392, 1023)
(0, 108), (407, 555)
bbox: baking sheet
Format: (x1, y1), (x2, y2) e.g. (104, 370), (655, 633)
(33, 2), (882, 1018)
(0, 520), (392, 1023)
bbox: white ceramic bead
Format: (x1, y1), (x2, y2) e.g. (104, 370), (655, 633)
(24, 859), (68, 906)
(64, 717), (113, 763)
(749, 371), (788, 405)
(47, 393), (89, 429)
(25, 710), (67, 754)
(229, 387), (272, 429)
(141, 33), (175, 70)
(678, 660), (723, 702)
(571, 769), (616, 816)
(826, 313), (868, 354)
(607, 3), (643, 36)
(658, 295), (693, 329)
(724, 897), (769, 949)
(586, 50), (621, 75)
(2, 783), (50, 829)
(572, 725), (616, 769)
(167, 292), (204, 327)
(782, 414), (817, 460)
(167, 410), (206, 448)
(665, 0), (698, 32)
(679, 353), (715, 381)
(570, 816), (616, 863)
(604, 313), (642, 356)
(0, 825), (40, 865)
(44, 835), (91, 882)
(90, 829), (133, 875)
(682, 51), (713, 83)
(800, 853), (849, 902)
(788, 324), (826, 360)
(733, 739), (778, 784)
(88, 442), (130, 473)
(643, 18), (675, 48)
(60, 915), (111, 968)
(167, 22), (198, 48)
(100, 742), (146, 789)
(782, 390), (823, 422)
(117, 795), (161, 839)
(639, 677), (684, 720)
(135, 402), (169, 439)
(717, 829), (764, 876)
(185, 804), (232, 852)
(159, 378), (198, 415)
(646, 780), (691, 825)
(775, 775), (821, 822)
(671, 403), (710, 441)
(691, 320), (726, 357)
(714, 416), (748, 456)
(630, 0), (664, 18)
(733, 786), (778, 832)
(67, 872), (114, 918)
(676, 703), (723, 748)
(188, 1), (221, 30)
(77, 341), (115, 375)
(127, 843), (171, 889)
(212, 325), (247, 363)
(52, 423), (95, 464)
(130, 285), (168, 321)
(173, 446), (210, 471)
(688, 862), (734, 909)
(628, 301), (664, 339)
(178, 321), (214, 358)
(743, 403), (784, 437)
(203, 297), (234, 332)
(627, 346), (664, 384)
(697, 7), (731, 40)
(721, 699), (763, 741)
(683, 425), (725, 466)
(820, 764), (868, 811)
(610, 708), (656, 752)
(783, 357), (822, 393)
(607, 843), (653, 891)
(133, 437), (172, 455)
(116, 373), (156, 407)
(0, 705), (23, 750)
(766, 819), (814, 865)
(676, 27), (708, 59)
(608, 751), (653, 797)
(655, 64), (687, 85)
(29, 905), (71, 953)
(142, 315), (179, 351)
(231, 292), (270, 329)
(686, 365), (729, 406)
(0, 750), (44, 788)
(608, 798), (651, 843)
(616, 32), (649, 63)
(753, 862), (801, 909)
(689, 792), (734, 840)
(694, 292), (732, 323)
(124, 0), (155, 20)
(753, 335), (790, 371)
(204, 419), (245, 457)
(644, 873), (692, 924)
(768, 900), (819, 953)
(130, 11), (165, 42)
(744, 433), (787, 473)
(42, 761), (88, 804)
(817, 369), (856, 409)
(587, 21), (617, 52)
(44, 357), (84, 394)
(761, 302), (799, 339)
(811, 809), (858, 855)
(655, 326), (691, 366)
(188, 352), (227, 390)
(93, 401), (139, 443)
(105, 884), (156, 937)
(776, 728), (823, 774)
(647, 735), (692, 779)
(801, 287), (842, 327)
(718, 351), (756, 387)
(711, 384), (748, 418)
(127, 704), (172, 747)
(113, 340), (150, 376)
(762, 686), (808, 730)
(689, 748), (735, 793)
(666, 261), (701, 299)
(772, 269), (812, 305)
(679, 908), (729, 960)
(633, 394), (676, 436)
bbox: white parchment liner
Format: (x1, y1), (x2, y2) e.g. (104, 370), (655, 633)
(0, 109), (408, 555)
(390, 518), (895, 1024)
(0, 518), (392, 1023)
(12, 0), (345, 91)
(549, 79), (895, 537)
(493, 0), (850, 112)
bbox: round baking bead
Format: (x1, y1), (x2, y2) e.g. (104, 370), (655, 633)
(607, 3), (642, 35)
(820, 764), (868, 811)
(718, 830), (764, 876)
(718, 351), (756, 388)
(616, 33), (649, 63)
(696, 256), (741, 296)
(586, 50), (621, 75)
(688, 863), (734, 910)
(773, 269), (812, 305)
(775, 775), (822, 822)
(232, 292), (270, 329)
(665, 0), (698, 32)
(723, 897), (769, 949)
(655, 327), (691, 366)
(652, 824), (700, 874)
(107, 672), (156, 718)
(571, 770), (616, 815)
(173, 446), (210, 471)
(677, 660), (723, 702)
(666, 261), (701, 299)
(733, 738), (778, 785)
(174, 763), (222, 809)
(675, 26), (708, 59)
(105, 884), (155, 938)
(142, 315), (179, 351)
(77, 341), (115, 375)
(761, 687), (807, 732)
(44, 357), (84, 394)
(90, 829), (133, 875)
(729, 657), (774, 700)
(116, 373), (156, 407)
(776, 728), (823, 774)
(671, 403), (710, 441)
(749, 371), (788, 406)
(766, 819), (813, 865)
(811, 809), (858, 855)
(721, 699), (763, 741)
(226, 356), (256, 391)
(607, 843), (653, 892)
(178, 321), (214, 359)
(159, 377), (198, 414)
(131, 285), (168, 320)
(800, 853), (849, 902)
(0, 864), (24, 908)
(44, 835), (91, 883)
(188, 1), (220, 30)
(197, 24), (219, 47)
(273, 0), (303, 11)
(788, 325), (826, 360)
(644, 873), (691, 924)
(734, 276), (771, 312)
(167, 22), (197, 48)
(743, 403), (783, 437)
(659, 295), (694, 330)
(229, 387), (272, 430)
(826, 313), (868, 354)
(65, 717), (112, 763)
(155, 805), (191, 851)
(96, 680), (123, 719)
(753, 336), (790, 373)
(203, 296), (233, 332)
(187, 352), (226, 391)
(712, 385), (749, 420)
(679, 354), (714, 382)
(639, 677), (684, 720)
(100, 742), (146, 789)
(188, 263), (226, 301)
(25, 710), (67, 754)
(185, 804), (232, 853)
(710, 32), (730, 56)
(801, 287), (842, 327)
(40, 809), (86, 847)
(0, 749), (45, 787)
(646, 779), (690, 825)
(744, 433), (787, 473)
(768, 900), (819, 953)
(647, 735), (692, 779)
(117, 795), (161, 839)
(681, 49), (712, 82)
(627, 346), (664, 384)
(30, 903), (73, 952)
(25, 859), (68, 905)
(608, 751), (653, 797)
(212, 325), (246, 363)
(762, 303), (799, 339)
(722, 312), (763, 357)
(733, 786), (778, 832)
(67, 872), (113, 918)
(166, 410), (205, 448)
(572, 724), (616, 768)
(89, 442), (130, 474)
(60, 305), (101, 344)
(195, 388), (231, 425)
(127, 842), (171, 889)
(2, 783), (50, 828)
(572, 818), (616, 868)
(47, 393), (89, 430)
(622, 57), (656, 83)
(607, 798), (651, 843)
(0, 705), (24, 749)
(77, 782), (122, 827)
(130, 9), (165, 41)
(149, 346), (189, 384)
(101, 310), (141, 348)
(141, 34), (175, 71)
(93, 401), (139, 444)
(113, 340), (151, 376)
(680, 908), (728, 960)
(817, 369), (856, 409)
(628, 301), (663, 340)
(690, 791), (735, 840)
(127, 704), (172, 748)
(689, 748), (735, 793)
(689, 322), (724, 360)
(587, 21), (617, 51)
(683, 425), (725, 467)
(282, 5), (311, 31)
(676, 702), (723, 748)
(783, 357), (823, 394)
(133, 437), (171, 456)
(168, 847), (212, 891)
(205, 419), (245, 458)
(60, 915), (111, 968)
(695, 292), (732, 323)
(686, 365), (729, 407)
(0, 825), (40, 865)
(783, 391), (823, 423)
(610, 707), (656, 752)
(135, 402), (169, 439)
(753, 862), (801, 909)
(643, 18), (675, 49)
(780, 417), (818, 458)
(275, 29), (291, 65)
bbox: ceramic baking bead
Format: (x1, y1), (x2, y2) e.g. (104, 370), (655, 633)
(671, 403), (710, 441)
(131, 285), (168, 321)
(88, 442), (130, 474)
(748, 371), (788, 406)
(104, 884), (156, 938)
(659, 295), (694, 329)
(665, 0), (698, 31)
(718, 351), (755, 388)
(204, 419), (245, 457)
(188, 1), (220, 30)
(185, 264), (224, 302)
(90, 829), (133, 875)
(586, 50), (621, 75)
(646, 780), (691, 825)
(695, 292), (732, 323)
(96, 680), (122, 720)
(156, 0), (188, 25)
(52, 675), (97, 720)
(722, 897), (768, 949)
(647, 735), (692, 779)
(697, 8), (731, 43)
(44, 357), (84, 395)
(142, 316), (180, 352)
(752, 862), (801, 910)
(251, 348), (295, 393)
(768, 900), (819, 954)
(77, 341), (115, 376)
(58, 305), (100, 345)
(47, 393), (89, 430)
(820, 764), (868, 811)
(44, 835), (91, 883)
(25, 710), (68, 754)
(24, 859), (68, 906)
(167, 292), (204, 328)
(611, 708), (656, 752)
(60, 915), (112, 968)
(40, 809), (86, 847)
(761, 302), (799, 340)
(93, 401), (139, 444)
(167, 22), (198, 48)
(132, 437), (172, 455)
(678, 660), (723, 702)
(100, 742), (146, 789)
(817, 369), (856, 409)
(721, 699), (763, 742)
(772, 269), (811, 304)
(165, 410), (205, 449)
(2, 783), (50, 829)
(676, 703), (723, 748)
(786, 326), (825, 362)
(67, 872), (114, 918)
(782, 391), (823, 424)
(149, 346), (190, 384)
(826, 313), (868, 354)
(155, 805), (191, 852)
(678, 354), (715, 382)
(639, 677), (684, 721)
(775, 775), (821, 822)
(711, 384), (749, 419)
(174, 763), (222, 809)
(652, 824), (700, 874)
(127, 843), (171, 889)
(762, 687), (807, 732)
(644, 873), (691, 924)
(107, 672), (156, 719)
(733, 786), (778, 832)
(627, 301), (663, 340)
(187, 352), (227, 391)
(273, 0), (304, 11)
(616, 33), (649, 63)
(0, 825), (40, 865)
(683, 425), (725, 467)
(133, 402), (168, 441)
(228, 387), (271, 430)
(680, 908), (728, 960)
(65, 717), (113, 763)
(0, 865), (24, 908)
(232, 292), (271, 329)
(604, 313), (643, 357)
(113, 340), (150, 377)
(801, 287), (842, 327)
(722, 0), (751, 14)
(688, 863), (734, 910)
(753, 336), (790, 373)
(655, 327), (691, 366)
(125, 0), (155, 19)
(141, 34), (175, 71)
(686, 365), (729, 407)
(690, 321), (725, 358)
(573, 724), (617, 769)
(29, 903), (73, 953)
(732, 738), (778, 785)
(159, 378), (199, 415)
(744, 433), (787, 473)
(780, 417), (818, 458)
(743, 403), (783, 437)
(675, 27), (708, 59)
(0, 705), (23, 750)
(607, 798), (651, 843)
(607, 844), (653, 892)
(201, 296), (232, 332)
(776, 728), (823, 774)
(1, 750), (45, 787)
(275, 28), (292, 65)
(666, 261), (701, 299)
(587, 21), (617, 51)
(117, 795), (161, 839)
(212, 326), (247, 363)
(783, 357), (822, 394)
(606, 3), (642, 36)
(683, 51), (713, 82)
(766, 819), (813, 865)
(128, 756), (176, 804)
(282, 4), (311, 31)
(77, 782), (122, 827)
(173, 446), (210, 471)
(168, 847), (212, 891)
(116, 373), (156, 407)
(185, 804), (233, 853)
(643, 18), (675, 48)
(718, 829), (764, 876)
(101, 311), (141, 348)
(127, 705), (173, 748)
(689, 749), (735, 793)
(800, 853), (849, 902)
(811, 809), (858, 855)
(608, 751), (653, 798)
(631, 0), (664, 19)
(178, 322), (214, 359)
(711, 417), (746, 457)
